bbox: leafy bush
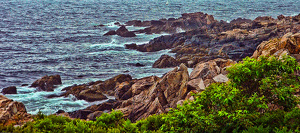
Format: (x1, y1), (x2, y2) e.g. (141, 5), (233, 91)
(161, 55), (300, 132)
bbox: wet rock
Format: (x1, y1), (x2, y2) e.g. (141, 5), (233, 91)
(114, 22), (121, 26)
(30, 75), (62, 91)
(152, 55), (179, 68)
(116, 26), (136, 37)
(21, 84), (29, 87)
(103, 30), (117, 36)
(135, 63), (145, 67)
(125, 43), (137, 49)
(45, 94), (61, 98)
(1, 86), (17, 94)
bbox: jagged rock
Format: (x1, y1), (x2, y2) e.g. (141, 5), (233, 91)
(152, 55), (179, 68)
(187, 78), (205, 91)
(190, 60), (220, 80)
(114, 81), (133, 100)
(93, 74), (132, 95)
(0, 95), (29, 124)
(1, 86), (17, 94)
(252, 33), (300, 59)
(157, 63), (189, 108)
(116, 26), (136, 37)
(131, 76), (159, 96)
(30, 75), (62, 91)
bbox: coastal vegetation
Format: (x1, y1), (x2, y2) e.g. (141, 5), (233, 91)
(1, 55), (299, 132)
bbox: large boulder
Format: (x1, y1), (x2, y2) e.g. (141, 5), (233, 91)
(1, 86), (17, 94)
(30, 75), (62, 91)
(152, 55), (179, 68)
(0, 95), (29, 125)
(252, 33), (300, 58)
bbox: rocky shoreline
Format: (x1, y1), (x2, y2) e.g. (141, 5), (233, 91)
(1, 12), (300, 125)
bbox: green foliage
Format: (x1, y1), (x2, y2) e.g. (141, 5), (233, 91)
(160, 55), (300, 132)
(136, 114), (165, 132)
(227, 56), (300, 111)
(2, 55), (300, 133)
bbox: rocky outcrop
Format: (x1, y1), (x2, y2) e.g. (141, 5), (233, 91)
(62, 74), (132, 101)
(68, 64), (190, 121)
(252, 32), (300, 59)
(1, 86), (17, 94)
(124, 12), (300, 68)
(188, 58), (235, 90)
(64, 58), (235, 121)
(104, 26), (136, 37)
(30, 75), (62, 91)
(152, 55), (179, 68)
(0, 95), (31, 125)
(126, 12), (218, 34)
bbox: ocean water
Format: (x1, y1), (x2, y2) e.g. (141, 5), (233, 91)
(0, 0), (299, 115)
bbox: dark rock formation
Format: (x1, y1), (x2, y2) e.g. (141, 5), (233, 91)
(103, 30), (117, 36)
(30, 75), (62, 91)
(116, 26), (136, 37)
(1, 86), (17, 94)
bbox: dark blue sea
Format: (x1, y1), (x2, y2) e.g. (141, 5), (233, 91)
(0, 0), (299, 115)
